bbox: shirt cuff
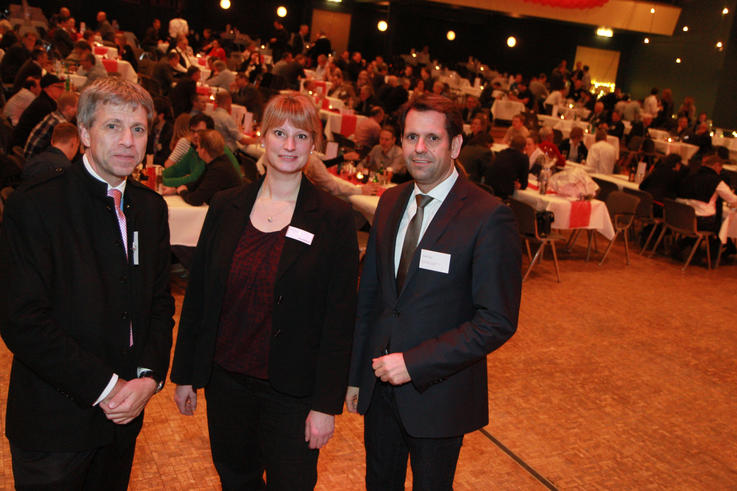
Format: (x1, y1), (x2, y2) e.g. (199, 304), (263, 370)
(93, 373), (119, 406)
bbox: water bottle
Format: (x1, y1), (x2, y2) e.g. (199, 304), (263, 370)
(539, 167), (550, 195)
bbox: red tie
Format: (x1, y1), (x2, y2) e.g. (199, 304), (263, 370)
(108, 188), (133, 346)
(108, 188), (127, 258)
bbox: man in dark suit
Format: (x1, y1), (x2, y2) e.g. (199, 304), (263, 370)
(0, 77), (174, 490)
(346, 94), (521, 490)
(484, 135), (529, 199)
(10, 74), (66, 151)
(21, 121), (79, 181)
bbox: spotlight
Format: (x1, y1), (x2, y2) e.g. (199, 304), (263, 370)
(446, 30), (456, 41)
(644, 37), (650, 44)
(220, 0), (230, 9)
(675, 57), (682, 63)
(507, 36), (517, 48)
(377, 20), (388, 32)
(277, 6), (287, 17)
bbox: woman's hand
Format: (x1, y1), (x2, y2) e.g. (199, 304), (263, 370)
(304, 410), (334, 449)
(174, 385), (197, 415)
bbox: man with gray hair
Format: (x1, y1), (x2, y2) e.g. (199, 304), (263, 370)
(0, 77), (174, 490)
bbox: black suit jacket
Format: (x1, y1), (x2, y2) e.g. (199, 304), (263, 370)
(0, 161), (174, 451)
(485, 147), (529, 199)
(349, 175), (521, 437)
(11, 91), (56, 150)
(170, 176), (359, 414)
(182, 154), (242, 206)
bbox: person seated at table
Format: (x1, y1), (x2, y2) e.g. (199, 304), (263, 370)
(676, 154), (737, 257)
(114, 32), (138, 72)
(670, 115), (692, 141)
(205, 60), (236, 91)
(52, 16), (75, 58)
(150, 96), (174, 165)
(376, 75), (408, 116)
(328, 68), (356, 106)
(163, 113), (241, 187)
(688, 123), (713, 158)
(484, 135), (529, 200)
(354, 106), (384, 150)
(509, 79), (534, 110)
(502, 114), (529, 145)
(173, 34), (193, 71)
(538, 126), (566, 168)
(587, 101), (607, 129)
(677, 96), (696, 124)
(463, 114), (493, 148)
(169, 66), (200, 116)
(142, 18), (163, 54)
(204, 38), (226, 61)
(64, 40), (92, 68)
(461, 95), (482, 124)
(354, 84), (380, 116)
(585, 129), (617, 174)
(12, 48), (45, 94)
(209, 91), (258, 152)
(559, 126), (588, 163)
(231, 71), (264, 122)
(3, 77), (40, 126)
(607, 110), (625, 141)
(627, 113), (654, 146)
(23, 92), (78, 159)
(241, 51), (266, 83)
(360, 125), (404, 175)
(640, 154), (682, 215)
(77, 53), (107, 87)
(153, 51), (180, 95)
(21, 122), (79, 181)
(173, 129), (241, 205)
(525, 133), (546, 173)
(273, 52), (306, 91)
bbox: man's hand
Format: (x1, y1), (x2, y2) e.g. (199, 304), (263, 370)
(361, 182), (382, 196)
(100, 377), (158, 425)
(342, 151), (360, 161)
(174, 385), (197, 415)
(160, 185), (178, 196)
(304, 410), (334, 449)
(345, 386), (359, 413)
(372, 353), (410, 385)
(176, 185), (188, 195)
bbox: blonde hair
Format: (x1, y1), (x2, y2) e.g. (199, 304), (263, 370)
(171, 113), (192, 150)
(261, 93), (323, 150)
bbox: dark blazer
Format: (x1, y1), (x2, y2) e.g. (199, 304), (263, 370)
(170, 176), (359, 414)
(485, 147), (529, 199)
(181, 154), (242, 206)
(11, 91), (57, 150)
(349, 176), (521, 438)
(558, 138), (588, 163)
(21, 146), (72, 181)
(0, 161), (174, 451)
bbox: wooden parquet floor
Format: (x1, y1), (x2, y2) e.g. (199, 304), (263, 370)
(1, 238), (736, 490)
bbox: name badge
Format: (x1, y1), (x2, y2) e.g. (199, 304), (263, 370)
(286, 226), (314, 245)
(132, 231), (140, 265)
(419, 249), (450, 274)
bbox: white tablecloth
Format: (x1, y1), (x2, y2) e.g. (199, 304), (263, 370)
(652, 140), (699, 160)
(491, 99), (525, 121)
(719, 207), (737, 244)
(320, 110), (367, 141)
(95, 55), (137, 83)
(514, 186), (615, 240)
(165, 195), (208, 247)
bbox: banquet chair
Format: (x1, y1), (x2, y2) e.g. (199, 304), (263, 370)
(509, 198), (564, 282)
(649, 199), (720, 271)
(599, 191), (640, 265)
(617, 135), (643, 170)
(622, 188), (662, 254)
(592, 177), (618, 203)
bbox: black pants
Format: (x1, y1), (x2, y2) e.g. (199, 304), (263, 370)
(205, 364), (318, 491)
(10, 426), (138, 490)
(364, 381), (463, 491)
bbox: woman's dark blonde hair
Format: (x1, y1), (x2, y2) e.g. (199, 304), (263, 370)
(261, 93), (323, 150)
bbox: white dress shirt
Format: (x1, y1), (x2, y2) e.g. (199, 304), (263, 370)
(585, 140), (617, 174)
(394, 167), (459, 275)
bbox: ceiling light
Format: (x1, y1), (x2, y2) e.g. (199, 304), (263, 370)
(644, 37), (650, 44)
(682, 26), (688, 32)
(377, 20), (388, 32)
(722, 7), (729, 15)
(277, 6), (287, 17)
(675, 57), (682, 63)
(507, 36), (517, 48)
(596, 27), (613, 38)
(446, 30), (456, 41)
(220, 0), (230, 9)
(650, 7), (656, 14)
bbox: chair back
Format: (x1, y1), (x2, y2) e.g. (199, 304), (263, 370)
(663, 199), (697, 235)
(591, 177), (618, 202)
(623, 187), (654, 219)
(509, 198), (537, 237)
(606, 191), (640, 227)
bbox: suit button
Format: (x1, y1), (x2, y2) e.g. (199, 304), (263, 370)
(393, 310), (400, 317)
(273, 329), (282, 337)
(276, 295), (283, 304)
(121, 312), (129, 320)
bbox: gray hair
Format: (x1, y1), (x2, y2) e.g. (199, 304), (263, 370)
(77, 77), (154, 130)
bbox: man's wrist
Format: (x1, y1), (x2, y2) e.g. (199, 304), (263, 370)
(137, 369), (164, 393)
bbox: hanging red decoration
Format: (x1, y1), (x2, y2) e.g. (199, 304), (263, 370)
(522, 0), (609, 8)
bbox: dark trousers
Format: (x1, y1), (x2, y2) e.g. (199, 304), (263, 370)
(205, 364), (318, 491)
(10, 426), (138, 490)
(364, 381), (463, 491)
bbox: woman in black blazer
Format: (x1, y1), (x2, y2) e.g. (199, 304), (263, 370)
(170, 94), (359, 490)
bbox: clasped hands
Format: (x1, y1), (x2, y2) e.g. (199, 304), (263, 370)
(99, 377), (158, 425)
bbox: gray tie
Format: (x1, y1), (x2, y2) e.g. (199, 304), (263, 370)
(397, 194), (433, 291)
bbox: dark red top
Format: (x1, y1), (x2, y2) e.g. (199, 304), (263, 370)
(215, 219), (286, 378)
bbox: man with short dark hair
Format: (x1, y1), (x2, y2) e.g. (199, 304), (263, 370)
(78, 53), (108, 87)
(206, 60), (236, 91)
(484, 134), (529, 199)
(1, 76), (174, 490)
(0, 31), (37, 84)
(96, 11), (115, 43)
(153, 51), (180, 95)
(13, 47), (46, 93)
(209, 91), (256, 151)
(347, 93), (521, 490)
(22, 122), (79, 180)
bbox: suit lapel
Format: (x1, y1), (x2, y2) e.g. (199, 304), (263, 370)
(383, 184), (414, 299)
(276, 176), (319, 280)
(398, 177), (469, 295)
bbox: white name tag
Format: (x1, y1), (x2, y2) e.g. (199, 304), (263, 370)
(132, 231), (140, 265)
(286, 226), (314, 245)
(419, 249), (450, 274)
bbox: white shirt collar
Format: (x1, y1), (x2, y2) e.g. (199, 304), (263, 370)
(411, 166), (458, 203)
(83, 153), (127, 194)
